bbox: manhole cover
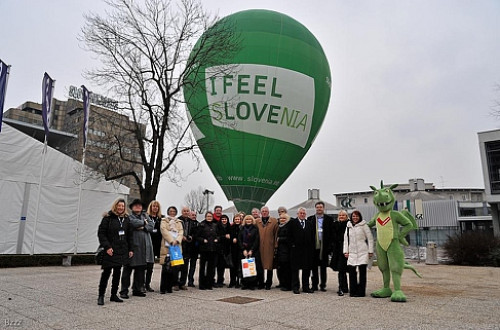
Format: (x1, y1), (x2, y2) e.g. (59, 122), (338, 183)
(217, 296), (263, 304)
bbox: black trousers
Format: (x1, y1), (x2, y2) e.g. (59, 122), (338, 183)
(216, 253), (227, 285)
(277, 261), (292, 290)
(229, 252), (241, 285)
(338, 270), (349, 292)
(311, 249), (328, 289)
(337, 256), (349, 292)
(160, 264), (178, 292)
(99, 266), (121, 296)
(348, 264), (367, 296)
(120, 264), (146, 295)
(256, 255), (273, 288)
(199, 251), (216, 289)
(145, 262), (154, 288)
(291, 268), (311, 291)
(179, 255), (198, 286)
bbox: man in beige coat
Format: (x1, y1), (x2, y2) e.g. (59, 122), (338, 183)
(255, 206), (279, 290)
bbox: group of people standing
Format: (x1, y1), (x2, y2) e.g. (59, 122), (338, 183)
(97, 198), (373, 305)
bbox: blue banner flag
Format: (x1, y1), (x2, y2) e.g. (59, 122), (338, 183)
(41, 72), (55, 140)
(0, 60), (11, 133)
(81, 85), (91, 149)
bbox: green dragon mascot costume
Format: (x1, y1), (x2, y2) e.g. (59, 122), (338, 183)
(367, 181), (421, 302)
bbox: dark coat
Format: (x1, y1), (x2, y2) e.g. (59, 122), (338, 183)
(238, 224), (260, 257)
(97, 211), (134, 268)
(180, 216), (199, 258)
(196, 220), (220, 252)
(217, 222), (231, 256)
(128, 211), (155, 267)
(330, 220), (348, 272)
(287, 217), (315, 270)
(148, 214), (163, 258)
(307, 213), (336, 261)
(277, 221), (291, 263)
(229, 223), (241, 260)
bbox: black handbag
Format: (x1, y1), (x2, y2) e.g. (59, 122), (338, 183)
(95, 216), (112, 265)
(162, 255), (173, 273)
(95, 246), (105, 265)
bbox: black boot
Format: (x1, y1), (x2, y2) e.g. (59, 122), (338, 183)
(337, 287), (344, 296)
(110, 294), (123, 302)
(97, 295), (104, 305)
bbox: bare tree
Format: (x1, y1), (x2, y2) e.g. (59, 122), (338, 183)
(492, 83), (500, 120)
(184, 186), (212, 214)
(80, 0), (239, 205)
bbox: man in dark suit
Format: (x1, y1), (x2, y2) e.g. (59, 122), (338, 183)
(308, 201), (336, 292)
(287, 207), (315, 294)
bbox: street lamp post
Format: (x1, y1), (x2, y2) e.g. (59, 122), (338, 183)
(202, 189), (214, 213)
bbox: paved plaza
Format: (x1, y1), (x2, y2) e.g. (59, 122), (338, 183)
(1, 262), (499, 329)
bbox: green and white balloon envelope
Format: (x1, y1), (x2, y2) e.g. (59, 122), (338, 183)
(184, 9), (331, 213)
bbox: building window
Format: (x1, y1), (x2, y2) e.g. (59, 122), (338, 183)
(485, 141), (500, 194)
(471, 193), (482, 202)
(364, 198), (368, 204)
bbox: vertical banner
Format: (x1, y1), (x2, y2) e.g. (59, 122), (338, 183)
(81, 85), (91, 149)
(32, 73), (55, 254)
(0, 60), (11, 133)
(41, 72), (55, 140)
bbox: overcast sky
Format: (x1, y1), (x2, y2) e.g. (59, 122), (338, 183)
(1, 0), (499, 212)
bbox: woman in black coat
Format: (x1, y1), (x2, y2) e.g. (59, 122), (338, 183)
(145, 200), (163, 292)
(215, 214), (231, 287)
(330, 210), (349, 296)
(238, 215), (260, 290)
(97, 198), (134, 305)
(228, 214), (242, 288)
(196, 212), (220, 290)
(276, 213), (292, 291)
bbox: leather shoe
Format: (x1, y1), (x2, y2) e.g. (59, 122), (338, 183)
(179, 285), (187, 290)
(160, 291), (166, 294)
(312, 286), (319, 292)
(110, 295), (123, 303)
(337, 290), (344, 296)
(188, 283), (195, 288)
(132, 292), (146, 297)
(293, 289), (300, 294)
(303, 288), (314, 293)
(146, 286), (155, 292)
(320, 288), (327, 292)
(351, 293), (365, 297)
(173, 286), (180, 291)
(97, 295), (104, 305)
(119, 293), (129, 299)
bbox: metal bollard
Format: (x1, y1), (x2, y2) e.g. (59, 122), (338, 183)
(425, 241), (438, 265)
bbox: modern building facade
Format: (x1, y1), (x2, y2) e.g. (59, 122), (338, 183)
(333, 178), (492, 245)
(4, 91), (143, 201)
(478, 129), (500, 237)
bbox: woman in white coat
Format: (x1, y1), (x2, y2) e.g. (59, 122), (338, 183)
(343, 210), (374, 297)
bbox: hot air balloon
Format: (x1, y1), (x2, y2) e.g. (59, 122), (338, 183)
(184, 9), (331, 213)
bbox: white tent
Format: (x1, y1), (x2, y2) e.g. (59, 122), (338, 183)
(0, 124), (129, 254)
